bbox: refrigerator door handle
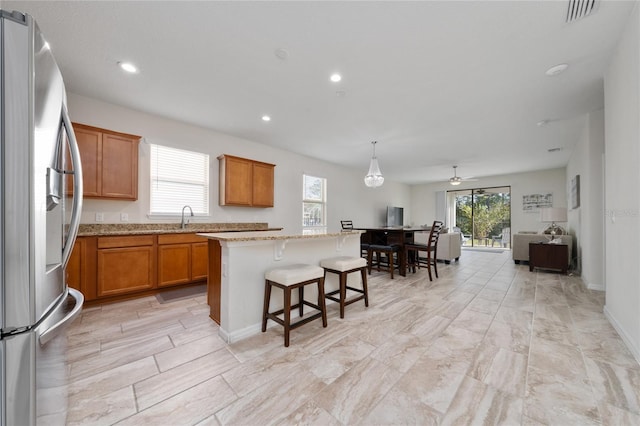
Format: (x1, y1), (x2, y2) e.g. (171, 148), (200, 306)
(60, 104), (83, 269)
(38, 288), (84, 346)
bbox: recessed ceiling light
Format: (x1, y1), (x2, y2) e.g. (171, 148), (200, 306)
(118, 62), (138, 73)
(330, 73), (342, 83)
(545, 63), (569, 76)
(262, 115), (271, 122)
(537, 120), (549, 127)
(274, 48), (289, 60)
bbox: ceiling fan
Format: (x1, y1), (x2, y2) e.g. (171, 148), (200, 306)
(449, 165), (478, 186)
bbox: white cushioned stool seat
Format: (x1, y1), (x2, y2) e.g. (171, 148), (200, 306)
(320, 256), (369, 319)
(262, 263), (327, 347)
(320, 256), (367, 272)
(265, 264), (324, 286)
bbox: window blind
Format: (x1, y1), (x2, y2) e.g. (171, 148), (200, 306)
(150, 144), (209, 215)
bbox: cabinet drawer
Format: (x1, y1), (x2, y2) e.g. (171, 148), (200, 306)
(98, 235), (155, 249)
(158, 233), (206, 245)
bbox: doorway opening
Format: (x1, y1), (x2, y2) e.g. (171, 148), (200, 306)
(448, 186), (511, 249)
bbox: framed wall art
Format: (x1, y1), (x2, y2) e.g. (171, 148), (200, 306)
(522, 193), (553, 212)
(571, 175), (580, 209)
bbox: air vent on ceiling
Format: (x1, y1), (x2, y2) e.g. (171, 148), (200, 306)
(566, 0), (598, 23)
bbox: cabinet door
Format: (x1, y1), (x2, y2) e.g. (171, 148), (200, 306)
(66, 238), (83, 292)
(252, 162), (274, 207)
(158, 244), (191, 287)
(97, 246), (155, 296)
(72, 126), (102, 197)
(191, 242), (208, 281)
(66, 237), (98, 301)
(101, 133), (139, 199)
(223, 156), (252, 206)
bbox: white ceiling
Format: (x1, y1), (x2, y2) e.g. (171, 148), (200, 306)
(5, 0), (636, 184)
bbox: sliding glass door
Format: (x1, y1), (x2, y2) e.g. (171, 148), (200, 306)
(450, 186), (511, 248)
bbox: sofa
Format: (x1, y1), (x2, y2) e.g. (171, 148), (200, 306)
(414, 231), (462, 263)
(512, 232), (572, 264)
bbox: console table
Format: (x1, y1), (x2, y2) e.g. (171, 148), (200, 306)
(529, 242), (569, 274)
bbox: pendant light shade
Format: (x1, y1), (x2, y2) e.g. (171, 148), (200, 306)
(364, 141), (384, 187)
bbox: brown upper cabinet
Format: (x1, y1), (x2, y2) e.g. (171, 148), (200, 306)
(218, 154), (275, 207)
(69, 123), (140, 200)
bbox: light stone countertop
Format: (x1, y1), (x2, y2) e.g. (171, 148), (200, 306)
(77, 222), (277, 236)
(197, 230), (363, 242)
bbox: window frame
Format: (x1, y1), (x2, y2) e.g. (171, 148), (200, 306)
(302, 174), (327, 234)
(148, 143), (210, 218)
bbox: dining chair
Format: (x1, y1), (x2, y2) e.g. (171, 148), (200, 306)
(404, 220), (444, 281)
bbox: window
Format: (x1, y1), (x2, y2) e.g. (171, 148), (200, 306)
(302, 174), (326, 234)
(150, 144), (209, 215)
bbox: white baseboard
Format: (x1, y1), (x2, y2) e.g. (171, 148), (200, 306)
(603, 305), (640, 364)
(586, 281), (605, 291)
(218, 323), (263, 343)
(217, 311), (305, 344)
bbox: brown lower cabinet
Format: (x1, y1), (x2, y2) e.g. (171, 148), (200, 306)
(157, 234), (208, 287)
(67, 237), (98, 300)
(69, 233), (207, 303)
(98, 235), (156, 297)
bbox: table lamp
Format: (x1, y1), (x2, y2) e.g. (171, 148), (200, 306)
(540, 207), (567, 242)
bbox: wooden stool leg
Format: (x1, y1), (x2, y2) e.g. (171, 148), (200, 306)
(427, 253), (433, 281)
(367, 249), (373, 275)
(262, 280), (271, 332)
(298, 286), (304, 317)
(360, 267), (369, 307)
(389, 250), (394, 279)
(339, 271), (347, 319)
(317, 278), (327, 327)
(284, 287), (291, 347)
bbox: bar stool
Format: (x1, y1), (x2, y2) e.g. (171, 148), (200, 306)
(262, 264), (327, 347)
(367, 244), (400, 279)
(320, 256), (369, 318)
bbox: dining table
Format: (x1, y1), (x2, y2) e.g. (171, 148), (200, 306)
(357, 227), (430, 276)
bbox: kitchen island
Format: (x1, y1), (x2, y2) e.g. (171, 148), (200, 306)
(197, 230), (363, 343)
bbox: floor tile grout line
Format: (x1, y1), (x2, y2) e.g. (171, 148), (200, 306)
(65, 250), (638, 425)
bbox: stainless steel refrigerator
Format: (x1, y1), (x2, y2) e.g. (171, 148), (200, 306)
(0, 10), (84, 425)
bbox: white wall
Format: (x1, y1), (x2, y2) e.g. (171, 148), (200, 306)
(566, 110), (605, 290)
(603, 3), (640, 360)
(67, 94), (411, 233)
(410, 168), (567, 235)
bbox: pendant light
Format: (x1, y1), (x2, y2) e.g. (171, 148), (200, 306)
(364, 140), (384, 187)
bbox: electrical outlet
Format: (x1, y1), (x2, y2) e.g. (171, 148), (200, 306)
(120, 213), (129, 222)
(95, 213), (104, 222)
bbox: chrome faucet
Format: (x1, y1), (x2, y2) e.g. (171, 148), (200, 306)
(181, 205), (194, 229)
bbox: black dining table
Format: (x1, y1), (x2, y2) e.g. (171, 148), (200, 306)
(357, 227), (430, 276)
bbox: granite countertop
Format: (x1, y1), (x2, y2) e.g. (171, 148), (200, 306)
(197, 230), (363, 242)
(78, 222), (279, 236)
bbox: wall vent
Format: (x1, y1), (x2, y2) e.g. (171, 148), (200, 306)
(566, 0), (598, 23)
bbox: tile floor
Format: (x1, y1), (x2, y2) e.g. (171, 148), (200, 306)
(65, 250), (640, 425)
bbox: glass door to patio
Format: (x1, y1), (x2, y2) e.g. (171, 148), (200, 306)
(450, 186), (511, 248)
